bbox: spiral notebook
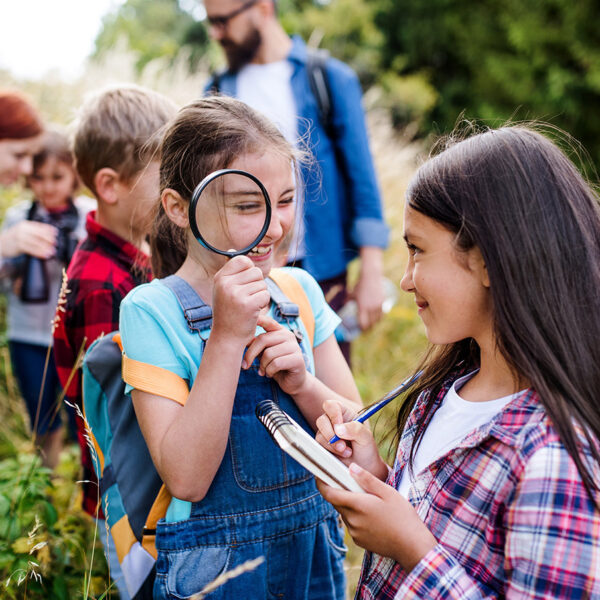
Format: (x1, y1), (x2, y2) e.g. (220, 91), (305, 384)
(255, 399), (364, 493)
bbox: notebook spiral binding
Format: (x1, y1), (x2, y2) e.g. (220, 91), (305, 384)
(255, 399), (291, 438)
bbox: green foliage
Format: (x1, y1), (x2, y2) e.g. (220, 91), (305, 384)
(92, 0), (208, 73)
(376, 71), (439, 130)
(0, 440), (109, 599)
(375, 0), (600, 166)
(282, 0), (383, 84)
(88, 0), (600, 166)
(0, 190), (110, 599)
(280, 0), (437, 131)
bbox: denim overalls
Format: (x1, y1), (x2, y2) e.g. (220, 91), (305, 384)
(153, 275), (347, 600)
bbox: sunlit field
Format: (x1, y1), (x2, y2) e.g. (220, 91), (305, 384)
(0, 48), (429, 598)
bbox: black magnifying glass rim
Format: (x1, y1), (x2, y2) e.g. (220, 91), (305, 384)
(189, 168), (272, 258)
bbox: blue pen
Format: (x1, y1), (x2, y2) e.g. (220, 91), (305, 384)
(328, 371), (422, 444)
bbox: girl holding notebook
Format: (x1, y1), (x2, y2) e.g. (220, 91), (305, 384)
(316, 126), (600, 598)
(118, 96), (361, 599)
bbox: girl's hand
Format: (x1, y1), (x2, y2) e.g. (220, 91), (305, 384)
(317, 464), (437, 572)
(212, 255), (270, 344)
(0, 221), (57, 259)
(243, 314), (307, 395)
(315, 400), (388, 480)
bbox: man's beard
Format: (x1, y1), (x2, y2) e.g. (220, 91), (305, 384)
(221, 26), (262, 72)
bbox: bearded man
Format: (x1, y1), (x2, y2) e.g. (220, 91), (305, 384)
(203, 0), (389, 365)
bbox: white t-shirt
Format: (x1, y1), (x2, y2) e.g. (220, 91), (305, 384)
(237, 60), (298, 143)
(237, 61), (305, 260)
(397, 372), (520, 498)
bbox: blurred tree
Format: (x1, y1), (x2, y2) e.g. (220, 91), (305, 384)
(280, 0), (437, 131)
(91, 0), (436, 126)
(282, 0), (382, 85)
(376, 0), (600, 168)
(91, 0), (600, 165)
(92, 0), (210, 72)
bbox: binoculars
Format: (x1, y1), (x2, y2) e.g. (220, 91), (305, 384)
(20, 209), (79, 304)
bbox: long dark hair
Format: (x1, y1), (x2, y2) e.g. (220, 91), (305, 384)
(398, 125), (600, 503)
(152, 96), (301, 277)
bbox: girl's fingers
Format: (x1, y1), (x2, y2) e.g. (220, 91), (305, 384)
(245, 337), (287, 372)
(5, 222), (57, 258)
(315, 410), (352, 457)
(243, 328), (292, 368)
(316, 478), (364, 510)
(333, 420), (374, 449)
(259, 337), (296, 364)
(322, 399), (347, 426)
(315, 414), (337, 444)
(256, 314), (283, 332)
(237, 280), (269, 296)
(243, 338), (266, 368)
(347, 463), (389, 497)
(222, 254), (256, 274)
(249, 289), (271, 312)
(261, 352), (297, 379)
(318, 464), (388, 505)
(328, 420), (374, 459)
(218, 256), (265, 285)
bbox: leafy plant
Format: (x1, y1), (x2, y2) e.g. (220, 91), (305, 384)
(0, 430), (110, 599)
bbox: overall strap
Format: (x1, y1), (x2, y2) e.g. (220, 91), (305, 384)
(265, 276), (307, 349)
(162, 275), (213, 333)
(268, 269), (315, 348)
(266, 277), (300, 320)
(162, 274), (312, 348)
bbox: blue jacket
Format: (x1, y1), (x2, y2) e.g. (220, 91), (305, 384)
(205, 36), (389, 281)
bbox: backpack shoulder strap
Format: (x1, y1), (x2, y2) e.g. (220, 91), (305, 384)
(120, 275), (210, 403)
(141, 484), (172, 560)
(207, 69), (226, 95)
(269, 268), (315, 348)
(306, 47), (334, 139)
(117, 335), (189, 406)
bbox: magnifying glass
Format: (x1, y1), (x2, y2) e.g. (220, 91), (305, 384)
(189, 169), (272, 257)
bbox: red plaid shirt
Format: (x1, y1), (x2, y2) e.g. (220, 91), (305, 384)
(53, 211), (150, 517)
(357, 373), (600, 599)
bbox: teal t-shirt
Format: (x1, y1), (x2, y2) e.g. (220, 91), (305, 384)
(119, 266), (340, 522)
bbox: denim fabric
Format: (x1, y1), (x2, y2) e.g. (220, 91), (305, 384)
(9, 340), (78, 436)
(152, 278), (347, 600)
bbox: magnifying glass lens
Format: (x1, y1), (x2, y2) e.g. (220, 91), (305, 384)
(194, 172), (269, 255)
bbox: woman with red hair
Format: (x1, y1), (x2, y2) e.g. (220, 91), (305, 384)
(0, 90), (44, 185)
(0, 91), (56, 262)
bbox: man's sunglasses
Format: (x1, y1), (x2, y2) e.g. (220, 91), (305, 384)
(206, 0), (258, 29)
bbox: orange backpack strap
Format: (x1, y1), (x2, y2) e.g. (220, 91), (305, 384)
(269, 268), (315, 348)
(141, 484), (172, 559)
(113, 334), (189, 406)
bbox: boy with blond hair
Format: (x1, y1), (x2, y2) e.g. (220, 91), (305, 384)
(52, 85), (176, 598)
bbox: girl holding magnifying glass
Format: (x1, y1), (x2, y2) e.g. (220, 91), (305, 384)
(119, 96), (362, 600)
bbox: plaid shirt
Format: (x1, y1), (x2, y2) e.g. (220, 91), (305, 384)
(357, 373), (600, 599)
(53, 211), (150, 517)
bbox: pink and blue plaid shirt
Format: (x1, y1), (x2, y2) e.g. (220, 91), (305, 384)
(357, 373), (600, 599)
